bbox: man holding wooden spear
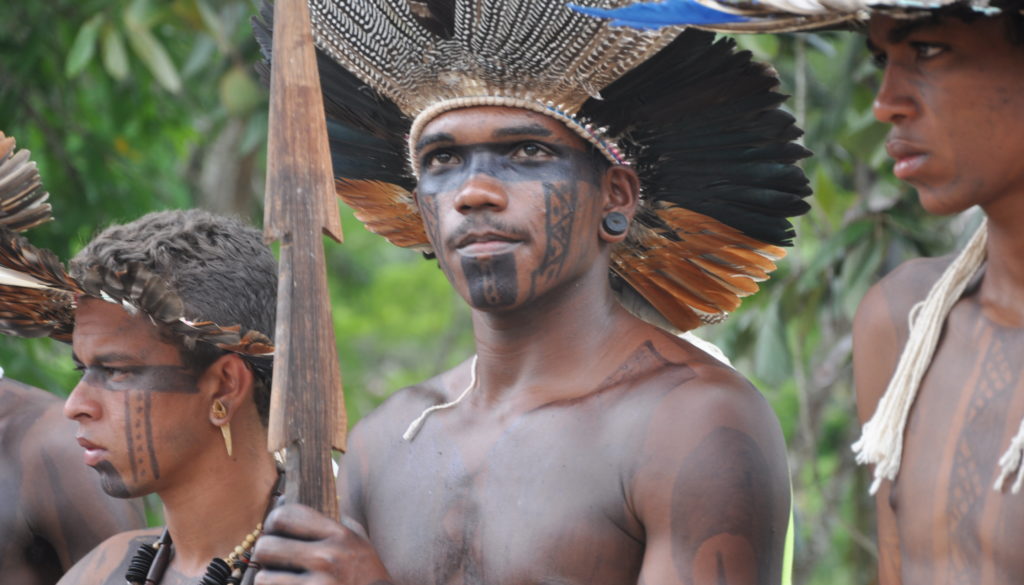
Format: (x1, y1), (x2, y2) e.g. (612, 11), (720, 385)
(249, 1), (812, 584)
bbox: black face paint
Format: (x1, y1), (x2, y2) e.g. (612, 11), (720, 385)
(416, 142), (600, 197)
(529, 181), (579, 296)
(77, 365), (200, 393)
(121, 389), (160, 487)
(461, 252), (518, 308)
(93, 460), (132, 498)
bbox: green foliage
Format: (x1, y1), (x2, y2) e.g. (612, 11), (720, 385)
(1, 5), (969, 583)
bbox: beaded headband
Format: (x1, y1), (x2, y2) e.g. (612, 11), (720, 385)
(408, 96), (629, 174)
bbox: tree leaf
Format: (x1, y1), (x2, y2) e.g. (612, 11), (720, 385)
(101, 25), (129, 81)
(65, 14), (105, 77)
(124, 21), (181, 93)
(219, 65), (263, 116)
(196, 0), (230, 52)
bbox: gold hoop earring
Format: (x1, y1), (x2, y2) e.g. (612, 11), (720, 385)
(212, 399), (233, 458)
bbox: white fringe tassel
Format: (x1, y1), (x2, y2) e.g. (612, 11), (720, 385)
(402, 355), (479, 441)
(852, 220), (988, 495)
(994, 417), (1024, 494)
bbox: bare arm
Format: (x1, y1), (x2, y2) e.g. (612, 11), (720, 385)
(853, 279), (908, 585)
(24, 401), (145, 569)
(633, 374), (792, 585)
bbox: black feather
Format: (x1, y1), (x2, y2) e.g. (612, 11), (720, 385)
(252, 0), (412, 189)
(580, 29), (811, 247)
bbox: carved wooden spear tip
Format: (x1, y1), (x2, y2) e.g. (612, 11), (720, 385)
(263, 0), (347, 517)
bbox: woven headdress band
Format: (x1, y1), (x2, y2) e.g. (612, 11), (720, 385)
(408, 97), (629, 173)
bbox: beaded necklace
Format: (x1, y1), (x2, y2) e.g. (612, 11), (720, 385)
(125, 471), (284, 585)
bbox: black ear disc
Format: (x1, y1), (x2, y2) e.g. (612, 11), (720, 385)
(602, 211), (629, 236)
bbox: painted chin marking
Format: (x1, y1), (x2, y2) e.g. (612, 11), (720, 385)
(461, 252), (518, 308)
(94, 460), (133, 498)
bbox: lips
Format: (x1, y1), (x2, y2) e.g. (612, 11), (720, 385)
(886, 139), (928, 181)
(454, 231), (522, 255)
(77, 436), (108, 466)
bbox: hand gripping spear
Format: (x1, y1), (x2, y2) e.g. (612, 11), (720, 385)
(263, 0), (346, 518)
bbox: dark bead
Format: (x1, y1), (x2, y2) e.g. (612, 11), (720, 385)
(124, 543), (157, 584)
(200, 557), (232, 585)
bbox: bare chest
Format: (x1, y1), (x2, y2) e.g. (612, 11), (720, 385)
(364, 405), (649, 585)
(892, 311), (1024, 583)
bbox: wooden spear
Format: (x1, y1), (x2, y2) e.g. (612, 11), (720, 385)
(263, 0), (346, 518)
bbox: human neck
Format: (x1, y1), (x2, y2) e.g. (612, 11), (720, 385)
(157, 432), (278, 576)
(468, 266), (643, 406)
(977, 207), (1024, 327)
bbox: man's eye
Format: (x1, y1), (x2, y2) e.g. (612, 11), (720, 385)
(513, 143), (551, 159)
(911, 42), (946, 60)
(424, 151), (458, 169)
(871, 52), (887, 69)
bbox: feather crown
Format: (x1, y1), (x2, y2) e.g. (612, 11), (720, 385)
(0, 135), (274, 361)
(255, 0), (812, 332)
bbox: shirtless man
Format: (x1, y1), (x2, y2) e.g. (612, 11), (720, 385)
(248, 2), (811, 583)
(0, 209), (281, 585)
(0, 375), (143, 585)
(851, 9), (1024, 584)
(573, 2), (1024, 581)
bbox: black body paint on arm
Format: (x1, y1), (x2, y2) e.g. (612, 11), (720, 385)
(671, 427), (777, 585)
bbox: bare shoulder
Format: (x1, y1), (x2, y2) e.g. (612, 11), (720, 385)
(0, 376), (55, 425)
(626, 333), (791, 584)
(860, 255), (953, 339)
(347, 361), (468, 449)
(338, 360), (470, 521)
(58, 528), (162, 585)
(621, 331), (789, 493)
(853, 255), (953, 422)
(648, 331), (782, 441)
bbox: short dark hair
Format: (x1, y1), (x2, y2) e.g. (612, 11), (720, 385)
(69, 209), (277, 424)
(933, 3), (1024, 44)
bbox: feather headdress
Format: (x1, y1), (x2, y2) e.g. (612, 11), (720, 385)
(0, 132), (274, 360)
(569, 0), (1024, 33)
(254, 0), (812, 331)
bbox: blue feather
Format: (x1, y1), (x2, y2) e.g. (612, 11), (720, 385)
(568, 0), (748, 28)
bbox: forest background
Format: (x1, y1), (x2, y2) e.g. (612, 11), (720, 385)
(0, 2), (980, 583)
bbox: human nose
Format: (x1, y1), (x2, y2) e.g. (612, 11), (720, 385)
(64, 378), (101, 421)
(872, 65), (917, 125)
(452, 168), (509, 214)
